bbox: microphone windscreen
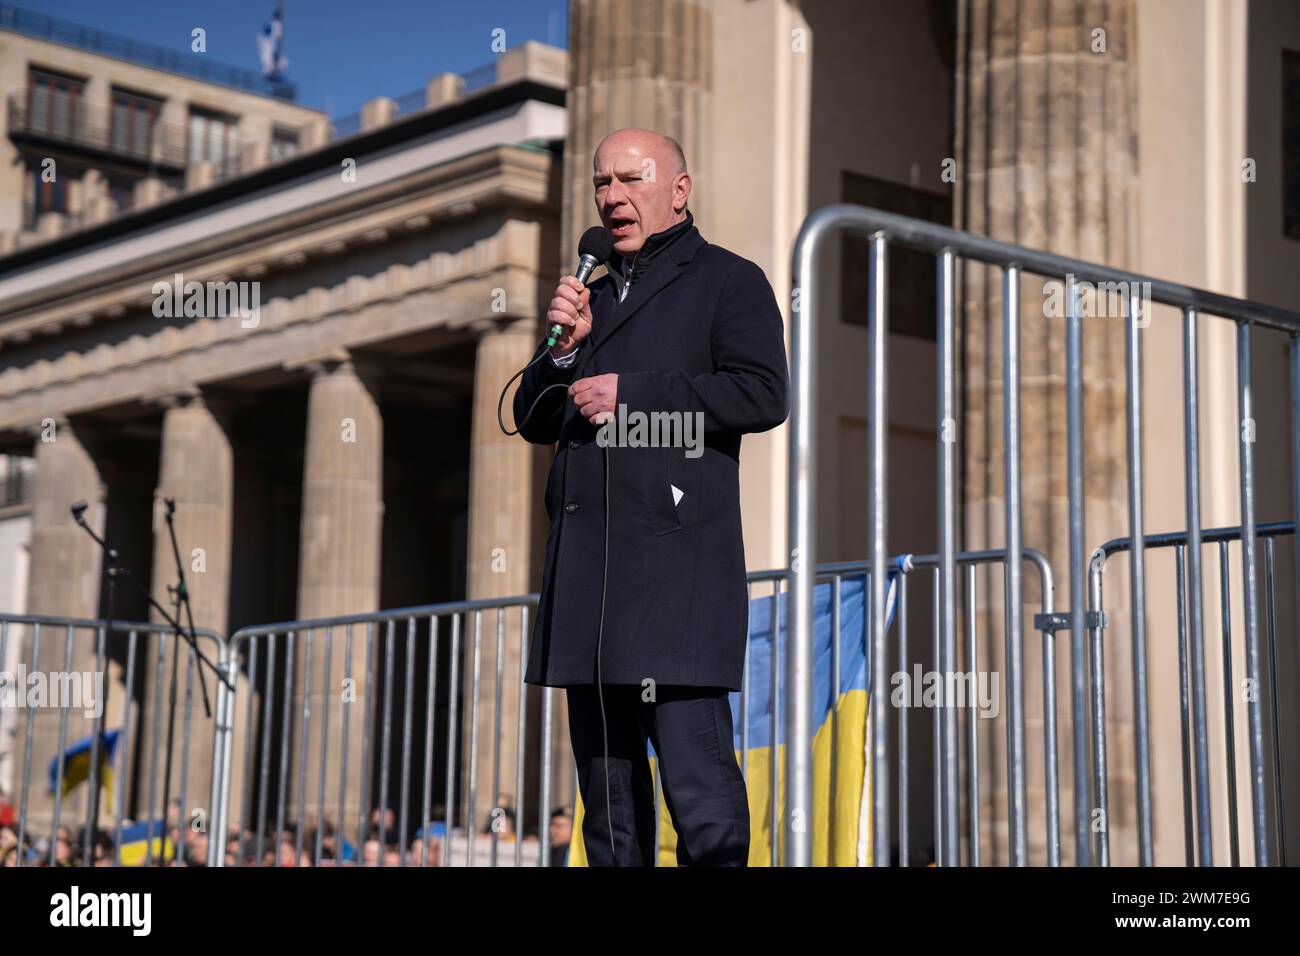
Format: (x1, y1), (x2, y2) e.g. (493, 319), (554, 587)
(578, 226), (615, 264)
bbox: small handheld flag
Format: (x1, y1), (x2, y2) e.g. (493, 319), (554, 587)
(48, 728), (119, 798)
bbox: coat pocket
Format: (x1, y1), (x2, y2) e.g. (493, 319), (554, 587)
(620, 446), (682, 536)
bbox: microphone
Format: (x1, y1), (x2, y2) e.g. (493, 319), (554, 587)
(70, 500), (88, 521)
(548, 226), (614, 348)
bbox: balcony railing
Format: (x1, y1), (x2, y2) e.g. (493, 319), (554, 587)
(0, 2), (296, 100)
(329, 59), (502, 140)
(7, 92), (188, 171)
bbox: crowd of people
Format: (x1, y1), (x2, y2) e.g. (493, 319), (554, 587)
(0, 796), (574, 867)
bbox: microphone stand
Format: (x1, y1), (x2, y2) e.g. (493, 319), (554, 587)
(70, 500), (233, 867)
(157, 497), (212, 866)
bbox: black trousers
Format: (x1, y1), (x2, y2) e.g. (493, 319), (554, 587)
(566, 683), (750, 866)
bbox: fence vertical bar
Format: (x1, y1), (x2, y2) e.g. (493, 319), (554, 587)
(1066, 275), (1091, 866)
(515, 606), (529, 868)
(1174, 547), (1195, 865)
(1264, 539), (1286, 863)
(1002, 264), (1027, 866)
(932, 569), (942, 866)
(867, 233), (890, 868)
(444, 615), (461, 867)
(1087, 553), (1109, 866)
(338, 624), (355, 864)
(964, 563), (979, 866)
(1183, 307), (1213, 865)
(897, 570), (909, 867)
(769, 588), (780, 868)
(420, 616), (438, 866)
(1236, 322), (1268, 866)
(399, 618), (417, 867)
(1041, 618), (1061, 866)
(539, 683), (555, 867)
(786, 207), (826, 870)
(1126, 287), (1154, 866)
(1217, 541), (1241, 867)
(378, 620), (396, 862)
(938, 249), (960, 866)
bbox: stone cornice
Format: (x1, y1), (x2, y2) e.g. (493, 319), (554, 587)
(0, 225), (550, 435)
(0, 144), (557, 338)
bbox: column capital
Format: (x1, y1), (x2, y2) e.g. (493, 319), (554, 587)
(470, 315), (539, 339)
(292, 350), (387, 394)
(22, 414), (109, 451)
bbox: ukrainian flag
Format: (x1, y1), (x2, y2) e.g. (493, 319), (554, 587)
(568, 568), (899, 866)
(117, 820), (175, 866)
(48, 728), (119, 799)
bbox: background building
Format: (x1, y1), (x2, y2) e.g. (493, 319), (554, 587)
(1, 0), (1297, 865)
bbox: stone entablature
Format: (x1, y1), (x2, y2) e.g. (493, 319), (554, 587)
(0, 146), (559, 440)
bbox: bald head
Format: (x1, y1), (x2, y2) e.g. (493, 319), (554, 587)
(596, 128), (687, 176)
(592, 128), (692, 255)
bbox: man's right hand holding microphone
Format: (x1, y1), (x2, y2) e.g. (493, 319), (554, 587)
(548, 276), (619, 428)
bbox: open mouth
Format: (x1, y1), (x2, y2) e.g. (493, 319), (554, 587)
(608, 214), (637, 238)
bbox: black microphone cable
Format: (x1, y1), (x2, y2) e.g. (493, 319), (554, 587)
(497, 339), (619, 865)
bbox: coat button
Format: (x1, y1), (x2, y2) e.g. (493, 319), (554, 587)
(569, 440), (580, 450)
(564, 502), (578, 514)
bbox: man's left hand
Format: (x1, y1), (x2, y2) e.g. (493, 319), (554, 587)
(569, 373), (619, 426)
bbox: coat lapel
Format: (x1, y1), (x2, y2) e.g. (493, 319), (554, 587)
(574, 229), (705, 380)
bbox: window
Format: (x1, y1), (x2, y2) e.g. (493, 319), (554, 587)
(111, 89), (163, 160)
(25, 156), (67, 227)
(840, 171), (953, 340)
(269, 125), (299, 161)
(188, 108), (241, 175)
(27, 68), (84, 138)
(1285, 50), (1300, 241)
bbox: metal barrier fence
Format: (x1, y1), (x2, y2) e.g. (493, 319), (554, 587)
(0, 613), (225, 867)
(219, 596), (546, 868)
(8, 549), (1054, 868)
(214, 551), (1058, 868)
(789, 205), (1300, 867)
(747, 547), (1059, 867)
(1089, 520), (1295, 867)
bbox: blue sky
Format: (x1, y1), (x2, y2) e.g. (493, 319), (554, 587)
(24, 0), (569, 117)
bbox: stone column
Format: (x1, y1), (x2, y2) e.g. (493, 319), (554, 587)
(20, 417), (105, 831)
(292, 357), (384, 831)
(462, 318), (541, 836)
(955, 0), (1137, 864)
(142, 391), (238, 833)
(562, 0), (714, 255)
(26, 419), (104, 619)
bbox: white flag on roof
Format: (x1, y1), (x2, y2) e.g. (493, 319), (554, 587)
(257, 5), (288, 81)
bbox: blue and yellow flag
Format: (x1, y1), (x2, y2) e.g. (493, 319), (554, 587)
(48, 728), (119, 798)
(117, 820), (174, 866)
(569, 568), (900, 866)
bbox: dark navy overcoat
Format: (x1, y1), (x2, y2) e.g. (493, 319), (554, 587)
(513, 212), (789, 690)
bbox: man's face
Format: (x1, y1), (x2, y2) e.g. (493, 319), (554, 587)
(593, 132), (689, 257)
(550, 815), (571, 845)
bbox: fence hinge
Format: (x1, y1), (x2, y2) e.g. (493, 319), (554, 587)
(1033, 610), (1106, 633)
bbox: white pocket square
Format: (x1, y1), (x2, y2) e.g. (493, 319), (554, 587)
(670, 484), (684, 507)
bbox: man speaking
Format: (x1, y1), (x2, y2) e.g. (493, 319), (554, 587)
(512, 128), (789, 867)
